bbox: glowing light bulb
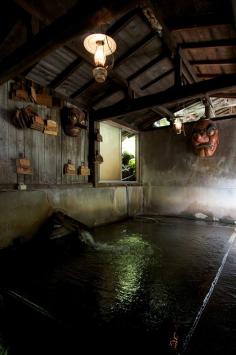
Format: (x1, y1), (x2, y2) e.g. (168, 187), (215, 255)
(174, 117), (182, 134)
(83, 34), (116, 83)
(94, 41), (106, 67)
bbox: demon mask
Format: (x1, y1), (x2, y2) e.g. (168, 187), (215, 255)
(191, 119), (219, 157)
(61, 107), (87, 137)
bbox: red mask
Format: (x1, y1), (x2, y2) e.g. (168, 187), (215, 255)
(192, 119), (219, 157)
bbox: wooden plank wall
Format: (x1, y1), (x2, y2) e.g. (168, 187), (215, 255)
(0, 82), (89, 189)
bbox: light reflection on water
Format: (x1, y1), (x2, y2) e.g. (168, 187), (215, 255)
(91, 218), (235, 343)
(113, 234), (151, 309)
(95, 233), (154, 320)
(8, 217), (236, 354)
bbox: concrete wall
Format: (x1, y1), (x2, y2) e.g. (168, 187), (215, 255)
(141, 120), (236, 223)
(0, 186), (143, 249)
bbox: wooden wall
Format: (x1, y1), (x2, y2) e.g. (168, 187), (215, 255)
(0, 82), (89, 189)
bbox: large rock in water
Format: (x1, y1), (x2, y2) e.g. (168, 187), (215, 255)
(36, 211), (94, 248)
(0, 212), (94, 290)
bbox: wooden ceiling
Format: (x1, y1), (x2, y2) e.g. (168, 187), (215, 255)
(0, 0), (236, 130)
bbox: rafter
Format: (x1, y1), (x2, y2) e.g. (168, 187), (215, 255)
(0, 23), (18, 48)
(181, 38), (236, 50)
(0, 0), (136, 84)
(70, 31), (157, 99)
(168, 16), (232, 32)
(139, 3), (198, 86)
(14, 0), (51, 24)
(139, 115), (170, 130)
(67, 8), (142, 99)
(70, 79), (95, 99)
(142, 0), (216, 119)
(49, 57), (83, 89)
(0, 2), (25, 46)
(210, 92), (236, 98)
(141, 68), (174, 90)
(92, 86), (124, 107)
(152, 106), (174, 120)
(93, 74), (236, 120)
(174, 46), (183, 86)
(106, 8), (139, 36)
(197, 73), (227, 78)
(190, 59), (236, 65)
(115, 31), (156, 66)
(18, 2), (139, 90)
(233, 0), (236, 28)
(141, 113), (236, 131)
(127, 51), (167, 82)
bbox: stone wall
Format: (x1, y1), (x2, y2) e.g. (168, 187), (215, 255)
(141, 120), (236, 223)
(0, 186), (143, 248)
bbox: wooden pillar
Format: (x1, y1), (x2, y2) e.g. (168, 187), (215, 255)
(174, 46), (183, 87)
(88, 111), (98, 186)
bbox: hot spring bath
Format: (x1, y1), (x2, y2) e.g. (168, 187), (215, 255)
(1, 217), (236, 354)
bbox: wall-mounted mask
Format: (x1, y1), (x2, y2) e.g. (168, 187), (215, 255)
(191, 119), (219, 157)
(61, 107), (87, 137)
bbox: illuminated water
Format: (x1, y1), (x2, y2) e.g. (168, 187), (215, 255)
(3, 217), (236, 354)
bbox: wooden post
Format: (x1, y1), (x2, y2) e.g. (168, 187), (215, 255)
(88, 112), (97, 186)
(174, 46), (183, 87)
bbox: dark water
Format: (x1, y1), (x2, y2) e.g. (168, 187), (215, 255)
(2, 217), (236, 354)
(91, 218), (235, 354)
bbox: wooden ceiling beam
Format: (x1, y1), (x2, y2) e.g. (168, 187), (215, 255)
(139, 3), (198, 86)
(0, 21), (19, 47)
(138, 112), (172, 129)
(140, 0), (233, 126)
(141, 68), (174, 90)
(140, 113), (236, 132)
(49, 57), (83, 89)
(137, 6), (194, 88)
(210, 92), (236, 98)
(199, 114), (236, 122)
(127, 51), (167, 82)
(0, 2), (26, 46)
(68, 12), (149, 99)
(14, 0), (51, 25)
(152, 106), (174, 120)
(168, 16), (232, 32)
(115, 31), (156, 66)
(70, 79), (95, 99)
(0, 0), (137, 84)
(141, 1), (217, 120)
(232, 0), (236, 28)
(92, 85), (123, 107)
(106, 8), (139, 36)
(181, 38), (236, 50)
(93, 74), (236, 120)
(70, 68), (131, 100)
(89, 79), (174, 122)
(18, 2), (138, 89)
(70, 31), (157, 99)
(197, 73), (229, 78)
(66, 45), (132, 100)
(190, 59), (236, 65)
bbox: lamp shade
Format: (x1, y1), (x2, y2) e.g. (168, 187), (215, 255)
(83, 33), (116, 56)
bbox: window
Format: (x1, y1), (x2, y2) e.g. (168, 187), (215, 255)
(98, 122), (138, 183)
(153, 117), (170, 128)
(121, 131), (136, 181)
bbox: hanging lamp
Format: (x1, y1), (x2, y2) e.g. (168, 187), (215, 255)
(84, 33), (116, 83)
(174, 117), (182, 134)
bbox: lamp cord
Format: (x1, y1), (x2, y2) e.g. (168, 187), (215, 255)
(105, 34), (115, 69)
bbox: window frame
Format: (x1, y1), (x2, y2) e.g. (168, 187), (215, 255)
(95, 120), (140, 187)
